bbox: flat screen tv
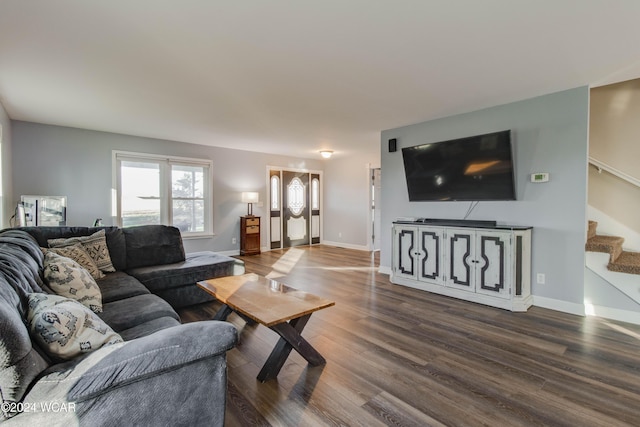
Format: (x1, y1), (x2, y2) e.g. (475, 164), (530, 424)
(402, 130), (516, 201)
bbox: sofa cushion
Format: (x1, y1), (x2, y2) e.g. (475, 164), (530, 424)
(0, 284), (50, 418)
(96, 272), (149, 304)
(26, 293), (123, 361)
(127, 251), (235, 293)
(43, 251), (102, 313)
(99, 294), (180, 332)
(17, 227), (127, 272)
(46, 244), (105, 280)
(118, 316), (181, 341)
(123, 225), (185, 269)
(154, 285), (215, 309)
(48, 229), (116, 273)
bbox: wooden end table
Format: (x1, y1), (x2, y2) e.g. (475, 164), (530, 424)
(197, 273), (335, 382)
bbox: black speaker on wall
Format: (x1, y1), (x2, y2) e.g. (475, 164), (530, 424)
(388, 138), (397, 152)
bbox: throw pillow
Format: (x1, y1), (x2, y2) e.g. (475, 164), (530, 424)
(43, 251), (103, 313)
(26, 293), (123, 361)
(48, 230), (116, 273)
(45, 243), (105, 280)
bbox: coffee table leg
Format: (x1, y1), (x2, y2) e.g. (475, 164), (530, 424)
(212, 304), (257, 326)
(257, 314), (326, 382)
(213, 304), (233, 321)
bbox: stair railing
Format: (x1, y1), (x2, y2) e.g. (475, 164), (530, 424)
(589, 156), (640, 189)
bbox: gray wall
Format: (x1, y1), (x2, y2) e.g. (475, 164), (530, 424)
(11, 121), (325, 253)
(380, 87), (590, 306)
(0, 102), (12, 228)
(323, 149), (379, 249)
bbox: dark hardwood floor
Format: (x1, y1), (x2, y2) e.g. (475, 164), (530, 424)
(178, 245), (640, 426)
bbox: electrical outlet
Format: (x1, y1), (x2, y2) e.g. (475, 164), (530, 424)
(232, 237), (237, 245)
(338, 232), (342, 238)
(536, 273), (545, 285)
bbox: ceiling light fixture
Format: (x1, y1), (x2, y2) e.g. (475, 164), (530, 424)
(320, 150), (333, 159)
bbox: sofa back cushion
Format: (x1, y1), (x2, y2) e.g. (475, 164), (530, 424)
(16, 227), (127, 271)
(123, 225), (185, 269)
(0, 280), (50, 418)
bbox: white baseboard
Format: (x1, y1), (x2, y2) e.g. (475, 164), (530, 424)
(585, 303), (640, 326)
(533, 296), (585, 316)
(218, 249), (240, 256)
(379, 265), (392, 275)
(321, 240), (370, 251)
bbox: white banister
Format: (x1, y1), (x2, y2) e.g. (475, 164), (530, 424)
(589, 157), (640, 189)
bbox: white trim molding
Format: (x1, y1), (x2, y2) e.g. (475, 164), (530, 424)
(589, 156), (640, 189)
(533, 296), (585, 316)
(321, 240), (370, 251)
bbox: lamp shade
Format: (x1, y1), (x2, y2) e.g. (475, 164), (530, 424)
(241, 192), (259, 203)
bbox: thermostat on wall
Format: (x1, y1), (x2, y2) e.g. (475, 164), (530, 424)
(530, 173), (549, 183)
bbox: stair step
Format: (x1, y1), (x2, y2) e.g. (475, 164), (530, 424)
(585, 235), (624, 262)
(587, 220), (598, 240)
(608, 251), (640, 275)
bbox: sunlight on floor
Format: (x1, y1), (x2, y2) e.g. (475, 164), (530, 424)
(266, 247), (305, 279)
(584, 300), (640, 340)
(312, 266), (377, 272)
(584, 301), (595, 316)
(602, 320), (640, 341)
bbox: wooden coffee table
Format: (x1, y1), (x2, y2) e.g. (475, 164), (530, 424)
(197, 273), (335, 382)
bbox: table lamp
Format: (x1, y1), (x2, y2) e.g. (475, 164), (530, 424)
(241, 192), (259, 216)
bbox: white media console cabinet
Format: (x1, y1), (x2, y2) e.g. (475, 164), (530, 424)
(391, 220), (532, 312)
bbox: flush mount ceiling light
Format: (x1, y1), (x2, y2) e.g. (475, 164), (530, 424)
(320, 150), (333, 159)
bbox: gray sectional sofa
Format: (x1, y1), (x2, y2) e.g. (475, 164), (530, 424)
(20, 225), (239, 309)
(0, 225), (239, 426)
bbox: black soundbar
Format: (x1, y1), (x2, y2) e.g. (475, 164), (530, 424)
(411, 218), (498, 227)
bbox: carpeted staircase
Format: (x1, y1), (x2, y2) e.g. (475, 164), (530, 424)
(586, 221), (640, 274)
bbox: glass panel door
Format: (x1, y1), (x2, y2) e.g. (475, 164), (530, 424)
(282, 171), (309, 247)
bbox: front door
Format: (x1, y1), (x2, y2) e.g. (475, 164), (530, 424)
(282, 171), (310, 247)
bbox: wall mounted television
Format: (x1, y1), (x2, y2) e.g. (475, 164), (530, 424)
(401, 130), (516, 201)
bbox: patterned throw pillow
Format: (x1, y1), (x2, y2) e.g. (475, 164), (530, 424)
(48, 230), (116, 273)
(43, 251), (103, 313)
(26, 293), (123, 361)
(45, 243), (105, 280)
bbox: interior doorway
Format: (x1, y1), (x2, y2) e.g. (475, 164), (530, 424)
(371, 167), (381, 251)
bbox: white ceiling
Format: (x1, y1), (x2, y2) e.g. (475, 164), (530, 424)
(2, 1), (640, 159)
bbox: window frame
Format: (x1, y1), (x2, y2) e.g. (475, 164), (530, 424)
(113, 151), (213, 238)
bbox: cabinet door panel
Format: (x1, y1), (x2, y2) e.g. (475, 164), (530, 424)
(394, 226), (417, 280)
(475, 231), (511, 299)
(445, 230), (474, 291)
(418, 228), (444, 285)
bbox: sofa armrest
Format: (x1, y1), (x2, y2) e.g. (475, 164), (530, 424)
(8, 321), (237, 427)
